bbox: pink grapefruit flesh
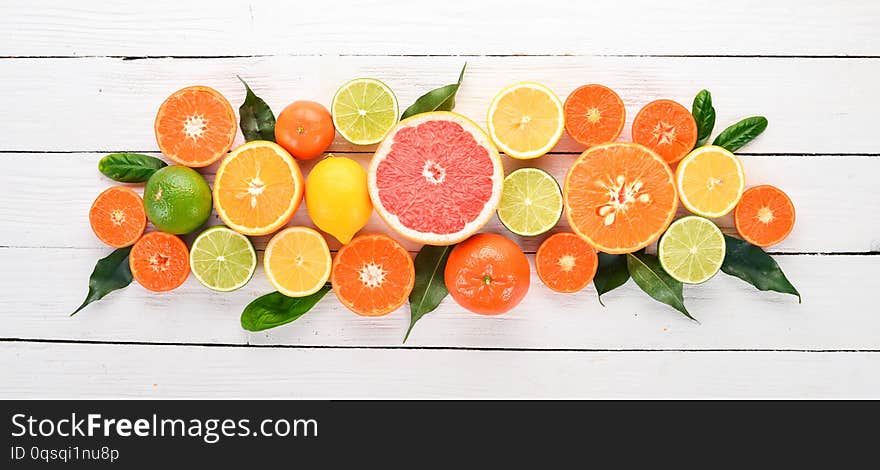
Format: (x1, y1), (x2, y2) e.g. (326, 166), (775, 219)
(368, 112), (503, 245)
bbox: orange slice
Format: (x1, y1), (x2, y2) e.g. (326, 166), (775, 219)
(536, 232), (598, 293)
(563, 84), (626, 148)
(330, 234), (415, 317)
(564, 143), (678, 254)
(129, 231), (190, 292)
(89, 186), (146, 248)
(154, 86), (237, 167)
(631, 99), (697, 164)
(213, 141), (304, 236)
(734, 185), (796, 247)
(264, 227), (332, 297)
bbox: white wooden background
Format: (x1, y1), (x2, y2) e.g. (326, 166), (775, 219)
(1, 0), (879, 398)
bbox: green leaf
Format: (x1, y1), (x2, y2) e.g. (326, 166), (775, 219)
(400, 63), (467, 120)
(405, 244), (454, 343)
(720, 235), (801, 302)
(626, 252), (695, 321)
(241, 285), (331, 332)
(237, 76), (276, 142)
(71, 247), (134, 316)
(712, 116), (768, 152)
(691, 89), (716, 147)
(593, 253), (630, 306)
(98, 153), (167, 183)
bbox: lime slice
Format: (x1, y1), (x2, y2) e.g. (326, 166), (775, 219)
(658, 216), (726, 284)
(189, 226), (257, 292)
(497, 168), (563, 236)
(331, 78), (399, 145)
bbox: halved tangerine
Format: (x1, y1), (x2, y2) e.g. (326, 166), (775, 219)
(154, 86), (237, 167)
(129, 231), (190, 292)
(564, 143), (678, 254)
(734, 185), (796, 247)
(536, 232), (598, 293)
(330, 234), (415, 317)
(89, 186), (146, 248)
(563, 84), (626, 148)
(631, 99), (697, 164)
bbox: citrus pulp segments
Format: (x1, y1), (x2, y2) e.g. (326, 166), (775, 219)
(213, 141), (304, 236)
(658, 216), (726, 284)
(89, 186), (146, 248)
(487, 82), (565, 159)
(189, 226), (257, 292)
(563, 84), (626, 148)
(676, 145), (745, 218)
(564, 142), (679, 254)
(331, 78), (399, 145)
(497, 168), (563, 237)
(154, 86), (237, 167)
(330, 234), (415, 317)
(734, 185), (796, 247)
(368, 111), (504, 245)
(264, 227), (332, 297)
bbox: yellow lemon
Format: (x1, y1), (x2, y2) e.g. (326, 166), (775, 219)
(306, 155), (372, 244)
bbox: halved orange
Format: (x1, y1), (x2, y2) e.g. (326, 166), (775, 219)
(536, 232), (598, 293)
(129, 231), (190, 292)
(264, 227), (332, 297)
(213, 141), (304, 236)
(564, 143), (678, 254)
(154, 86), (237, 167)
(563, 84), (626, 148)
(89, 186), (146, 248)
(631, 99), (697, 164)
(735, 185), (796, 247)
(330, 234), (415, 317)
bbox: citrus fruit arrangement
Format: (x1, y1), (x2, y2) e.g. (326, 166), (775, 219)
(73, 66), (800, 340)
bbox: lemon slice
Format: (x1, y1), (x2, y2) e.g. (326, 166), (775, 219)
(487, 82), (564, 159)
(658, 216), (726, 284)
(331, 78), (399, 145)
(264, 227), (332, 297)
(676, 145), (745, 218)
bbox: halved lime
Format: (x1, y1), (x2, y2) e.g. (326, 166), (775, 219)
(497, 168), (563, 236)
(658, 216), (726, 284)
(331, 78), (399, 145)
(189, 226), (257, 292)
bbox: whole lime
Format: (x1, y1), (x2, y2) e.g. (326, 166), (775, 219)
(144, 166), (212, 234)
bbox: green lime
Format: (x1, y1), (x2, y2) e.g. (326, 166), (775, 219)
(331, 78), (399, 145)
(189, 226), (257, 292)
(497, 167), (563, 236)
(658, 216), (726, 284)
(144, 165), (212, 234)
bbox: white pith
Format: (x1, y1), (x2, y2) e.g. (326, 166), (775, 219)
(368, 112), (504, 246)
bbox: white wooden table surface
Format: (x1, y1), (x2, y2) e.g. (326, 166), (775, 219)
(1, 0), (878, 398)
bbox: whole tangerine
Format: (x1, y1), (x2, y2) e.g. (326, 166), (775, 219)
(444, 233), (530, 315)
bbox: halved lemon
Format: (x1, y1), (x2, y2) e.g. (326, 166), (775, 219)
(264, 227), (332, 297)
(676, 145), (745, 218)
(213, 141), (304, 236)
(487, 82), (564, 159)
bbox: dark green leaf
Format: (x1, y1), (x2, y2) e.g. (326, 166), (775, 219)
(712, 116), (768, 152)
(626, 252), (695, 321)
(593, 253), (630, 306)
(237, 76), (276, 142)
(71, 247), (134, 316)
(241, 285), (331, 332)
(400, 63), (467, 120)
(691, 89), (716, 147)
(721, 235), (800, 302)
(98, 153), (167, 183)
(405, 244), (454, 343)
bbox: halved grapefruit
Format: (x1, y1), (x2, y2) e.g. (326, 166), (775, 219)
(368, 111), (504, 245)
(564, 142), (678, 254)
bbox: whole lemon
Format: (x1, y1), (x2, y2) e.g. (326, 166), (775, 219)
(306, 156), (372, 244)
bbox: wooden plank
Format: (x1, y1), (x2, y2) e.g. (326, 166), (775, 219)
(0, 57), (877, 154)
(2, 247), (876, 349)
(2, 343), (878, 398)
(1, 153), (877, 253)
(1, 0), (878, 56)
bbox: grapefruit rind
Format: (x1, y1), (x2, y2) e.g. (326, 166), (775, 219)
(213, 140), (304, 236)
(368, 111), (504, 246)
(486, 82), (565, 160)
(564, 142), (678, 254)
